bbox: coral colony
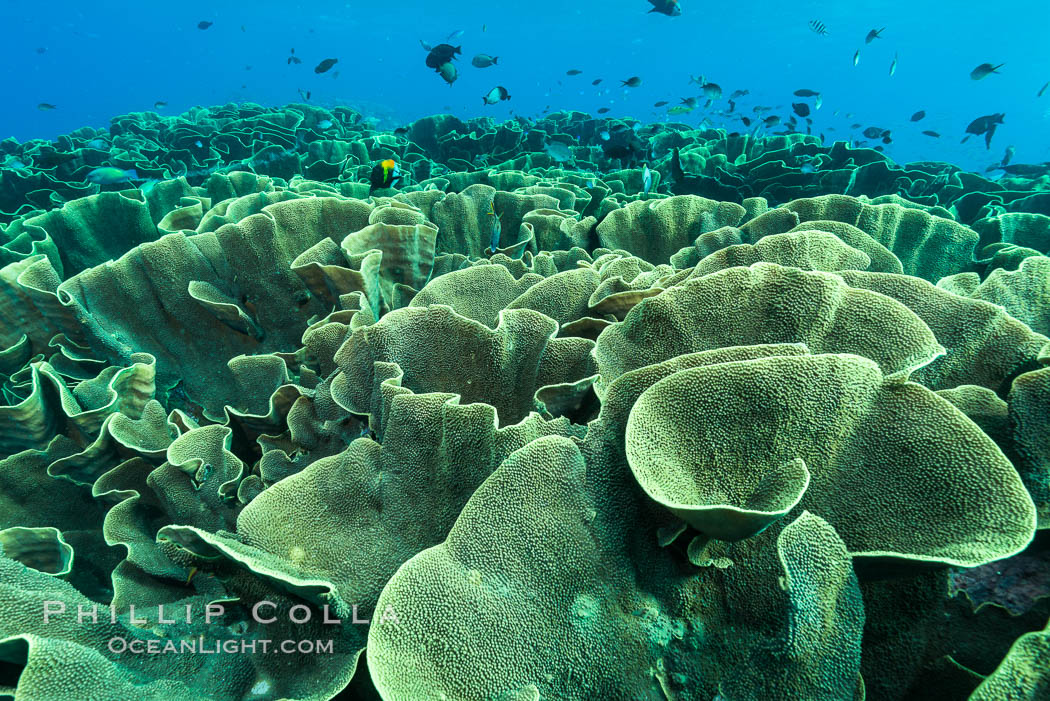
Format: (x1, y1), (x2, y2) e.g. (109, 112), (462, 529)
(0, 99), (1048, 700)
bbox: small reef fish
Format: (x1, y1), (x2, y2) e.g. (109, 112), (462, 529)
(37, 103), (57, 111)
(888, 53), (898, 76)
(154, 101), (168, 110)
(447, 30), (464, 41)
(485, 201), (501, 253)
(865, 27), (885, 43)
(419, 39), (433, 51)
(961, 113), (1005, 149)
(437, 62), (458, 85)
(910, 110), (926, 121)
(701, 83), (722, 100)
(317, 120), (333, 129)
(599, 130), (611, 140)
(863, 126), (887, 139)
(1039, 81), (1049, 97)
(740, 116), (752, 126)
(566, 69), (583, 76)
(680, 97), (698, 108)
(197, 21), (213, 30)
(970, 63), (1004, 80)
(542, 139), (574, 163)
(853, 50), (860, 67)
(808, 20), (829, 35)
(793, 89), (820, 97)
(35, 47), (46, 54)
(369, 159), (402, 192)
(482, 86), (511, 105)
(314, 58), (338, 74)
(999, 145), (1016, 168)
(298, 88), (311, 101)
(814, 94), (823, 109)
(653, 100), (669, 107)
(86, 167), (138, 184)
(426, 44), (461, 69)
(472, 54), (498, 68)
(592, 79), (603, 85)
(991, 163), (1050, 177)
(288, 56), (302, 65)
(791, 103), (810, 117)
(730, 89), (749, 99)
(642, 164), (653, 194)
(647, 0), (681, 16)
(621, 76), (642, 87)
(668, 105), (693, 115)
(597, 107), (611, 114)
(922, 130), (940, 137)
(763, 115), (780, 126)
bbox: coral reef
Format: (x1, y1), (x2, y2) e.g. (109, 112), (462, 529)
(0, 103), (1048, 700)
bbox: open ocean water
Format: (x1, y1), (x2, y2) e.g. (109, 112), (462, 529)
(0, 2), (1049, 701)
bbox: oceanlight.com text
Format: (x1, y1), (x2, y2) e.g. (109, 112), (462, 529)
(107, 636), (335, 655)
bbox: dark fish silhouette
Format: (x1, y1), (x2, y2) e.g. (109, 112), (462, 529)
(314, 58), (338, 74)
(809, 19), (829, 35)
(922, 130), (940, 138)
(471, 54), (498, 68)
(910, 110), (926, 121)
(197, 21), (213, 30)
(961, 113), (1005, 149)
(970, 63), (1004, 80)
(36, 103), (57, 111)
(991, 163), (1050, 177)
(1039, 81), (1049, 97)
(793, 89), (820, 97)
(621, 76), (642, 87)
(597, 107), (611, 114)
(792, 103), (810, 117)
(863, 126), (887, 139)
(566, 69), (583, 75)
(592, 79), (603, 85)
(654, 100), (669, 106)
(865, 27), (884, 43)
(426, 44), (461, 69)
(647, 0), (681, 16)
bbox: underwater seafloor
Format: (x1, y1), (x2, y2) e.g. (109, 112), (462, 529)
(0, 102), (1048, 701)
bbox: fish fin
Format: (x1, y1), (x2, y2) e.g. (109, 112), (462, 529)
(992, 63), (1005, 73)
(492, 56), (498, 64)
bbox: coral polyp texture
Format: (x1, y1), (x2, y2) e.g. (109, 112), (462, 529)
(0, 102), (1048, 700)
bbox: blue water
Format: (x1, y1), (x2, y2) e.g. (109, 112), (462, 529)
(2, 0), (1047, 173)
